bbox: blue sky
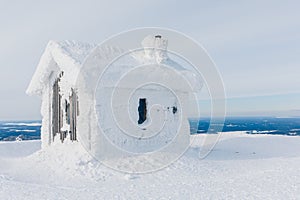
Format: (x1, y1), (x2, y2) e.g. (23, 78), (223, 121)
(0, 0), (299, 120)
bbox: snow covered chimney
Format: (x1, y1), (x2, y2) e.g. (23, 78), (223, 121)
(141, 35), (168, 63)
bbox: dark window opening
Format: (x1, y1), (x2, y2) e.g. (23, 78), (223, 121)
(52, 77), (63, 142)
(69, 88), (78, 141)
(172, 106), (178, 114)
(65, 100), (70, 125)
(52, 74), (68, 143)
(138, 98), (147, 124)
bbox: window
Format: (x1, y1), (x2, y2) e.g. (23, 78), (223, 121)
(69, 88), (78, 141)
(172, 106), (177, 114)
(138, 98), (147, 124)
(65, 100), (70, 125)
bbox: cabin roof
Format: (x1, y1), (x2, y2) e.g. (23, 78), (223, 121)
(26, 40), (96, 96)
(27, 36), (203, 96)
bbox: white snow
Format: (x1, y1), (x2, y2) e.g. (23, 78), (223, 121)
(3, 122), (41, 126)
(0, 132), (299, 199)
(22, 36), (300, 199)
(26, 40), (96, 96)
(11, 129), (36, 132)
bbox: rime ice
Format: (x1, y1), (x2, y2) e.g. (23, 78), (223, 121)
(26, 35), (201, 159)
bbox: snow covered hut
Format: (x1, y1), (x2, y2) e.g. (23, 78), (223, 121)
(27, 36), (201, 155)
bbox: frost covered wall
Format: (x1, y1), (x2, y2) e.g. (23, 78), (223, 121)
(76, 35), (200, 159)
(27, 41), (96, 148)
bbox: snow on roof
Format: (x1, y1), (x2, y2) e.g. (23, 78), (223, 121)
(111, 35), (203, 92)
(26, 40), (96, 96)
(27, 36), (202, 96)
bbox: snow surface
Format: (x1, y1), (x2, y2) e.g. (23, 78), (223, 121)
(0, 132), (299, 199)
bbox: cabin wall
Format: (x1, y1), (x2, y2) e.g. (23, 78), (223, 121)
(40, 71), (79, 149)
(39, 70), (56, 148)
(86, 87), (190, 159)
(53, 73), (79, 144)
(40, 80), (52, 149)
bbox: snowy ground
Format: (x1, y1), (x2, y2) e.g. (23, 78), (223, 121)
(0, 132), (299, 200)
